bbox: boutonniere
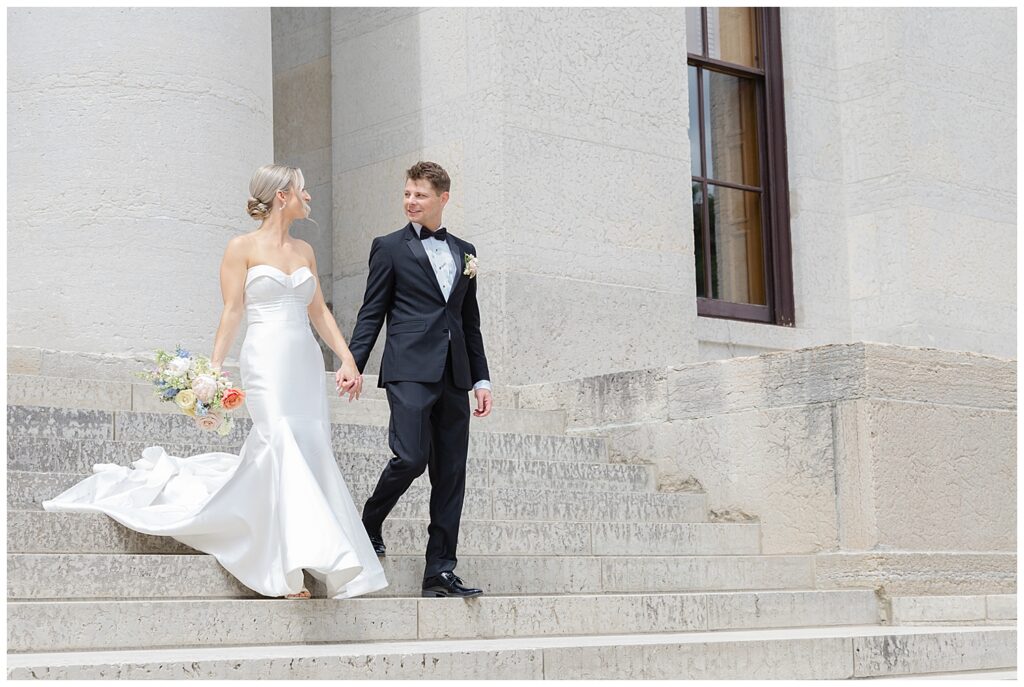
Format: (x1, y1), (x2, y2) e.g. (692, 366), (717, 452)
(463, 253), (478, 279)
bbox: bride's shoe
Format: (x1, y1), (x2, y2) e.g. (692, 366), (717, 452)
(285, 587), (311, 599)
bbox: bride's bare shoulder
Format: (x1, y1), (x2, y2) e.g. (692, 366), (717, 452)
(223, 233), (255, 266)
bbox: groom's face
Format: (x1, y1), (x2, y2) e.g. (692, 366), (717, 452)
(404, 178), (448, 229)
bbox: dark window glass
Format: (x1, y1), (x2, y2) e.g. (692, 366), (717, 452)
(689, 8), (794, 324)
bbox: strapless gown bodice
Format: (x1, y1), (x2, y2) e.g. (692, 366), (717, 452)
(243, 264), (316, 324)
(42, 263), (389, 599)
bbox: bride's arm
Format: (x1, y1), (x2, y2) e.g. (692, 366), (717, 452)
(210, 237), (248, 370)
(305, 250), (358, 371)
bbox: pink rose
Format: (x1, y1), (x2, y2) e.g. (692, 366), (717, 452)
(194, 412), (223, 432)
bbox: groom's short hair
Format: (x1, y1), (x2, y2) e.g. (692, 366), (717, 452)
(406, 161), (451, 195)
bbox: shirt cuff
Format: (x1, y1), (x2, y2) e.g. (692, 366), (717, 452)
(472, 380), (492, 391)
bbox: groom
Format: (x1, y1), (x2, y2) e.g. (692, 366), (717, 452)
(347, 161), (492, 598)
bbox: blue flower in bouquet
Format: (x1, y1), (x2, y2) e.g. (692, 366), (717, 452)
(162, 387), (179, 398)
(195, 399), (208, 417)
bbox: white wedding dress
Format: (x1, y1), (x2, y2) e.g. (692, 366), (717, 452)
(42, 264), (389, 599)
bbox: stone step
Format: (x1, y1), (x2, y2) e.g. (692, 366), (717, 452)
(10, 625), (1013, 679)
(7, 448), (652, 499)
(8, 373), (561, 434)
(7, 552), (814, 600)
(8, 511), (762, 556)
(6, 406), (606, 462)
(6, 589), (879, 652)
(889, 594), (1017, 625)
(8, 470), (704, 522)
(6, 436), (610, 481)
(10, 622), (1017, 680)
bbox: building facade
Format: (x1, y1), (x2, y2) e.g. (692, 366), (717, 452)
(5, 7), (1017, 676)
(8, 7), (1015, 380)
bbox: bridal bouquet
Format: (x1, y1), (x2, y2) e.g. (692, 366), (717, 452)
(135, 345), (245, 436)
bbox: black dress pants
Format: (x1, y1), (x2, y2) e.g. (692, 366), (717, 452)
(361, 344), (472, 579)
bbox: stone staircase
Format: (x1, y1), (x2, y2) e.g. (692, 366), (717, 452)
(6, 371), (1017, 679)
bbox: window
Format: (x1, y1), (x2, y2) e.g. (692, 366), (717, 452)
(688, 7), (794, 325)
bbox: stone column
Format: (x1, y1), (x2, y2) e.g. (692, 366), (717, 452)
(8, 8), (274, 361)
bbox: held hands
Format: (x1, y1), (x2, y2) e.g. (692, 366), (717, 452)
(335, 361), (363, 402)
(473, 388), (493, 418)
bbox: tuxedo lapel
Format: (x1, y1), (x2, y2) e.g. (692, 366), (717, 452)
(446, 235), (463, 292)
(404, 224), (446, 301)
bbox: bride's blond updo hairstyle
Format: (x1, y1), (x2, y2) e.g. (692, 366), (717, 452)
(246, 164), (305, 221)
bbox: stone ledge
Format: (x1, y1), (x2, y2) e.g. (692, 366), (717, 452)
(6, 625), (1015, 679)
(6, 589), (879, 652)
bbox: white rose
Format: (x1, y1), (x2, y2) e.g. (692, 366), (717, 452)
(166, 357), (191, 378)
(192, 374), (219, 403)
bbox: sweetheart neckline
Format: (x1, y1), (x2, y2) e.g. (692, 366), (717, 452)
(245, 264), (312, 278)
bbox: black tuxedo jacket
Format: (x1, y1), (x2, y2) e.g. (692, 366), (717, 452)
(349, 223), (490, 390)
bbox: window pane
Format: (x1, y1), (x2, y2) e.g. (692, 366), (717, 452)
(704, 70), (760, 187)
(706, 7), (760, 68)
(685, 7), (703, 54)
(688, 66), (701, 177)
(692, 182), (707, 297)
(707, 183), (765, 305)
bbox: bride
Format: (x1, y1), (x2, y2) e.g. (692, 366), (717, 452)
(42, 164), (389, 600)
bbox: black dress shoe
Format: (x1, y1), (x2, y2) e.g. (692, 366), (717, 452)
(363, 522), (386, 557)
(422, 571), (483, 598)
(368, 534), (386, 557)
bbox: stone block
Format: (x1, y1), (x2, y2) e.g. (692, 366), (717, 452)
(852, 627), (1017, 677)
(490, 488), (706, 524)
(600, 555), (815, 593)
(855, 399), (1015, 551)
(485, 458), (651, 492)
(418, 592), (707, 640)
(889, 595), (986, 624)
(814, 551), (1017, 596)
(705, 589), (878, 630)
(986, 594), (1017, 620)
(7, 597), (419, 652)
(7, 406), (114, 441)
(516, 367), (669, 429)
(589, 521), (761, 556)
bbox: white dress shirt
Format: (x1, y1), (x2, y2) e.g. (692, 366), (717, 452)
(412, 222), (491, 393)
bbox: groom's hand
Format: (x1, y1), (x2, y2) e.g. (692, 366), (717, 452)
(473, 388), (492, 418)
(335, 367), (361, 402)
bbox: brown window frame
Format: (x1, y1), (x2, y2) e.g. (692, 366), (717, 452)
(690, 7), (795, 326)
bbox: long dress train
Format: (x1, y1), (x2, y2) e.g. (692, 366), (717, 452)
(42, 264), (388, 599)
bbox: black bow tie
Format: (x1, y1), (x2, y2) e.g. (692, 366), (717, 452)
(418, 226), (447, 241)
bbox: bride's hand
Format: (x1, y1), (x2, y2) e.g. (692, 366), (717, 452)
(335, 362), (361, 401)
